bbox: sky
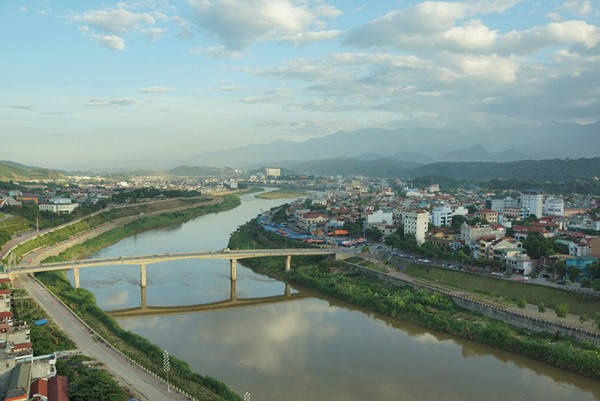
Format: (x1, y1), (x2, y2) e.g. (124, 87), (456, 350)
(1, 0), (600, 169)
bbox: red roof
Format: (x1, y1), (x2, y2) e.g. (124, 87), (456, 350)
(0, 289), (10, 295)
(13, 342), (32, 350)
(30, 378), (48, 398)
(0, 278), (11, 284)
(48, 376), (69, 401)
(0, 311), (13, 319)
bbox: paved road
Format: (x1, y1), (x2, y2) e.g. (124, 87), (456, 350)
(16, 275), (190, 401)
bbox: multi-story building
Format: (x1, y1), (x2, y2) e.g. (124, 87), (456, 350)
(366, 209), (393, 225)
(475, 209), (499, 224)
(264, 168), (281, 178)
(431, 206), (453, 227)
(521, 190), (544, 218)
(402, 210), (429, 245)
(543, 197), (564, 217)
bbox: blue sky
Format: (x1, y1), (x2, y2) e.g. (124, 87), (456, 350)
(1, 0), (599, 169)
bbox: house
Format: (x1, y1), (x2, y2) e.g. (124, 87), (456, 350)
(475, 209), (499, 224)
(296, 212), (328, 232)
(402, 210), (429, 245)
(565, 256), (598, 281)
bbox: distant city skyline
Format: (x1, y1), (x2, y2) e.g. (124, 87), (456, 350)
(2, 0), (599, 169)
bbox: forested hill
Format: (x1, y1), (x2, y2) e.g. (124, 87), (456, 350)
(405, 157), (600, 181)
(0, 161), (64, 181)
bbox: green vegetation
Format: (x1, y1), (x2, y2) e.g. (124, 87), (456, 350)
(556, 304), (569, 318)
(404, 264), (600, 317)
(344, 256), (387, 273)
(60, 357), (130, 401)
(37, 271), (241, 401)
(11, 287), (75, 355)
(0, 162), (64, 181)
(516, 298), (527, 309)
(255, 188), (306, 199)
(228, 217), (600, 381)
(3, 196), (214, 264)
(43, 196), (240, 263)
(538, 302), (546, 313)
(111, 187), (202, 203)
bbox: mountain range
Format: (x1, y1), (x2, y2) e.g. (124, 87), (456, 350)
(0, 161), (65, 181)
(188, 121), (600, 168)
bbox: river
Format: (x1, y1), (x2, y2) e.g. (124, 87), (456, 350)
(71, 191), (600, 401)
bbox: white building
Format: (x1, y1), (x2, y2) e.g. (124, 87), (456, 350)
(490, 196), (519, 213)
(521, 190), (544, 218)
(402, 210), (429, 245)
(264, 168), (281, 178)
(431, 206), (453, 227)
(543, 197), (564, 217)
(366, 209), (393, 225)
(38, 199), (79, 214)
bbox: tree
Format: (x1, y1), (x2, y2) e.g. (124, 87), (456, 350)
(538, 302), (546, 313)
(580, 278), (591, 288)
(467, 205), (478, 214)
(365, 227), (383, 242)
(595, 312), (600, 328)
(555, 304), (569, 318)
(568, 266), (580, 282)
(516, 298), (527, 308)
(523, 233), (555, 259)
(592, 279), (600, 292)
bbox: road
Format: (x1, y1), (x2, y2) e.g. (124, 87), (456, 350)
(16, 275), (190, 401)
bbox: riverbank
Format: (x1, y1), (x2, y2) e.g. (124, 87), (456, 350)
(18, 195), (246, 400)
(254, 188), (306, 199)
(228, 218), (600, 381)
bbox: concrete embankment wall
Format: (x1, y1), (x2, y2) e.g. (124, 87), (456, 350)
(452, 297), (600, 346)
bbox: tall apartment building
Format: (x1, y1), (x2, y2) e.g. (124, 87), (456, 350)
(431, 206), (453, 227)
(521, 190), (544, 218)
(402, 210), (429, 245)
(543, 197), (564, 217)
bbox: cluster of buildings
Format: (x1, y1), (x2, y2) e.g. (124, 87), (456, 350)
(268, 178), (599, 280)
(0, 277), (68, 401)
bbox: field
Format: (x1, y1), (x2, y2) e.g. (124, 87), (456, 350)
(405, 264), (600, 316)
(0, 213), (31, 235)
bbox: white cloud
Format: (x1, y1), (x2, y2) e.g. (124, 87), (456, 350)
(18, 6), (28, 13)
(87, 98), (137, 107)
(189, 46), (244, 59)
(187, 0), (342, 50)
(560, 0), (593, 17)
(442, 20), (498, 50)
(279, 30), (341, 45)
(453, 54), (518, 82)
(70, 6), (157, 34)
(500, 20), (600, 54)
(139, 86), (174, 93)
(143, 27), (168, 40)
(79, 26), (126, 50)
(239, 88), (291, 104)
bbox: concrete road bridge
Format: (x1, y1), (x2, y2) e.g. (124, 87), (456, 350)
(8, 248), (342, 289)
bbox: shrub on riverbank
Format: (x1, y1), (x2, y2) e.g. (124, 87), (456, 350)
(229, 218), (600, 381)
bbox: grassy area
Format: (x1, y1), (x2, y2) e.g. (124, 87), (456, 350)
(255, 188), (306, 199)
(3, 197), (213, 264)
(344, 256), (387, 272)
(405, 264), (600, 316)
(0, 214), (31, 235)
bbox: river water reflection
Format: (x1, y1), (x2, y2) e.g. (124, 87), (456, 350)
(73, 191), (600, 401)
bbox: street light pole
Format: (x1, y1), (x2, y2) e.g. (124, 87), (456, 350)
(163, 350), (171, 392)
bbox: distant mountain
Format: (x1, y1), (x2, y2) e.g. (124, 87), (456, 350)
(167, 165), (237, 177)
(190, 121), (600, 168)
(406, 157), (600, 181)
(0, 161), (64, 181)
(190, 127), (463, 167)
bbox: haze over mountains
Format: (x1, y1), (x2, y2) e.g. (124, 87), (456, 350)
(189, 121), (600, 168)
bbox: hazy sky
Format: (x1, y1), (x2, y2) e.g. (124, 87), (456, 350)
(2, 0), (599, 169)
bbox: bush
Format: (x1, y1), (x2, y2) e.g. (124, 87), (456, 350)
(538, 302), (546, 313)
(581, 278), (591, 288)
(592, 279), (600, 292)
(516, 298), (527, 309)
(579, 313), (589, 323)
(555, 304), (569, 318)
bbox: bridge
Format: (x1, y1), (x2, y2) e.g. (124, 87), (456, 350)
(107, 283), (309, 318)
(9, 248), (341, 289)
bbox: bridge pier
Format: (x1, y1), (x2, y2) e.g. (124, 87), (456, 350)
(230, 259), (237, 281)
(140, 264), (147, 288)
(73, 268), (80, 289)
(141, 286), (147, 309)
(284, 283), (291, 297)
(230, 279), (237, 302)
(285, 255), (292, 272)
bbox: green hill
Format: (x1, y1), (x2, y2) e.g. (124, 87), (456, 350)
(0, 161), (65, 181)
